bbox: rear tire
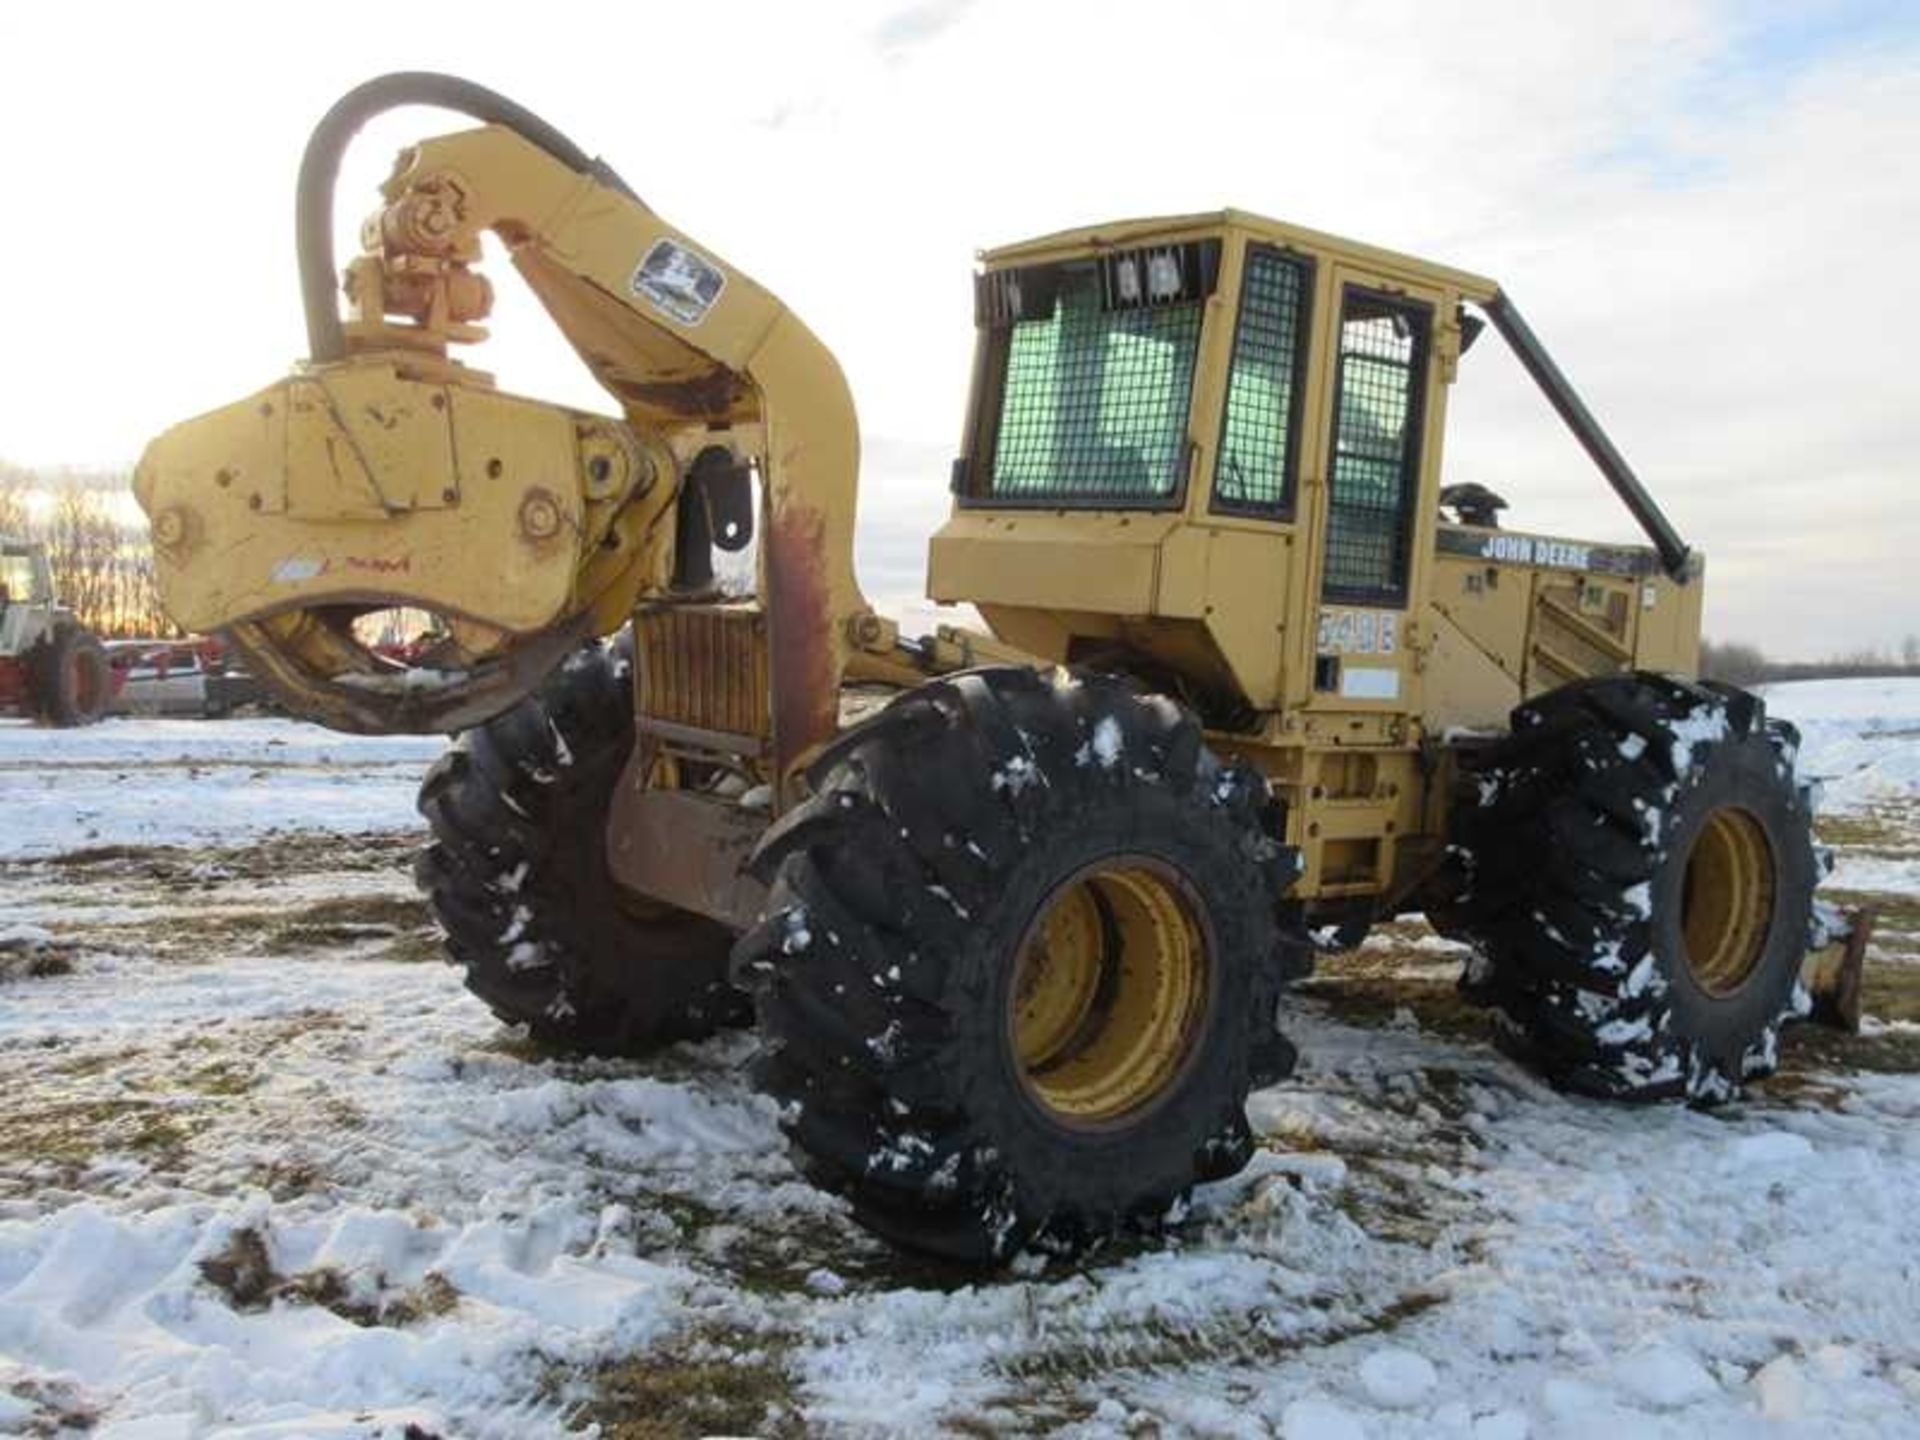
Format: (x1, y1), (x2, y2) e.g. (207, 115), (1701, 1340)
(733, 668), (1304, 1262)
(37, 626), (110, 726)
(1448, 674), (1817, 1103)
(416, 636), (749, 1055)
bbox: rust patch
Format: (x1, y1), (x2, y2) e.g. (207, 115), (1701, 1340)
(764, 500), (841, 798)
(619, 368), (751, 417)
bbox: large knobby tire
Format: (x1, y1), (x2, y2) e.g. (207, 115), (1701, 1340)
(732, 668), (1305, 1263)
(1449, 674), (1818, 1103)
(416, 637), (749, 1055)
(36, 626), (110, 726)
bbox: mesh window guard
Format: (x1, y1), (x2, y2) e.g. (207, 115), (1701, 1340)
(1324, 292), (1429, 604)
(987, 267), (1202, 502)
(1214, 248), (1310, 512)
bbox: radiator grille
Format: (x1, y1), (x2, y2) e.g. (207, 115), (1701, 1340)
(634, 604), (768, 742)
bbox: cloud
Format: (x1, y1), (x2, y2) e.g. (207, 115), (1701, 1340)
(870, 0), (978, 59)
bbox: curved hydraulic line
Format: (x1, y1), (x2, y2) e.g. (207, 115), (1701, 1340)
(296, 70), (636, 363)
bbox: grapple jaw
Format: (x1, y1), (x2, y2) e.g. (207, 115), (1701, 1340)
(134, 361), (669, 734)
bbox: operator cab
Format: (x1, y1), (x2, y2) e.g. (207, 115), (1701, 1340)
(930, 210), (1696, 732)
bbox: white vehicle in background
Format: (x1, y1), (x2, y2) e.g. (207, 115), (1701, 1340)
(106, 638), (263, 719)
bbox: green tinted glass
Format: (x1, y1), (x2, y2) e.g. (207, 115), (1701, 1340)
(989, 268), (1201, 501)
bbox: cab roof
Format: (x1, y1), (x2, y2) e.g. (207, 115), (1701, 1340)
(978, 208), (1499, 304)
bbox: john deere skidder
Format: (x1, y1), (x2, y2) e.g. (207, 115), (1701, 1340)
(136, 75), (1869, 1261)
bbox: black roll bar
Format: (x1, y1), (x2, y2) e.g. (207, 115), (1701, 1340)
(1480, 292), (1693, 583)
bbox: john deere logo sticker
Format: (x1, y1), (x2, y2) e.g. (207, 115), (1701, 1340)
(631, 238), (726, 326)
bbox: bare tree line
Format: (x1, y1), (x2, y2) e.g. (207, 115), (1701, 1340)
(1700, 636), (1920, 688)
(0, 464), (177, 638)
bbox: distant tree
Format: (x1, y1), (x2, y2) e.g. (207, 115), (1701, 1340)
(0, 473), (26, 537)
(0, 464), (177, 636)
(1904, 634), (1920, 670)
(1699, 638), (1770, 688)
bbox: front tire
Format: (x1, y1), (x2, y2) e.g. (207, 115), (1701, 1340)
(416, 637), (749, 1055)
(733, 669), (1304, 1262)
(1449, 674), (1817, 1103)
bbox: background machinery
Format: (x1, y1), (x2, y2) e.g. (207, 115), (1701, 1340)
(0, 535), (113, 726)
(135, 74), (1866, 1261)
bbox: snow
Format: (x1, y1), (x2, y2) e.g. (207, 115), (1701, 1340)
(0, 687), (1915, 1435)
(1665, 703), (1729, 778)
(1612, 1345), (1718, 1409)
(1762, 676), (1920, 811)
(1357, 1347), (1438, 1408)
(0, 716), (442, 860)
(1281, 1397), (1369, 1440)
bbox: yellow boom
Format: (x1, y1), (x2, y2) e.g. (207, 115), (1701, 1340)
(135, 73), (873, 787)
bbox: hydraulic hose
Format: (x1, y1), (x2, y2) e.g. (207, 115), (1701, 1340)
(296, 71), (635, 363)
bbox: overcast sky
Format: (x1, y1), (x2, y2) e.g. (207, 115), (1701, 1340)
(1, 0), (1914, 657)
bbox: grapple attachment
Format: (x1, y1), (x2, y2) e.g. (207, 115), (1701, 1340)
(134, 362), (666, 733)
(135, 71), (865, 784)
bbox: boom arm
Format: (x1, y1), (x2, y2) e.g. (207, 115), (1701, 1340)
(136, 74), (870, 785)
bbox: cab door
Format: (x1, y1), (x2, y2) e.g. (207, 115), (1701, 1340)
(1302, 266), (1449, 715)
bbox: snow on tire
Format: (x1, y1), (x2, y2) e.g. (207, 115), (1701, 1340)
(1450, 673), (1818, 1103)
(416, 634), (748, 1056)
(732, 667), (1306, 1263)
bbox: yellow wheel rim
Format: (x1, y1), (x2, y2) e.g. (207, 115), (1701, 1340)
(1009, 858), (1212, 1128)
(1681, 807), (1776, 997)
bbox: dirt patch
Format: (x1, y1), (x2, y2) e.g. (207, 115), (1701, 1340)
(200, 1226), (462, 1327)
(1295, 969), (1495, 1047)
(0, 949), (75, 981)
(283, 1268), (461, 1328)
(1816, 806), (1916, 854)
(561, 1326), (803, 1440)
(4, 1376), (100, 1437)
(0, 926), (79, 981)
(36, 831), (419, 886)
(199, 1226), (280, 1309)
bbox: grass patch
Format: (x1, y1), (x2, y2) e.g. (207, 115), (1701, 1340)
(1815, 807), (1915, 854)
(1825, 890), (1920, 949)
(40, 831), (419, 883)
(261, 894), (436, 957)
(0, 1095), (202, 1173)
(184, 1061), (258, 1097)
(1781, 1025), (1920, 1078)
(994, 1285), (1447, 1389)
(247, 1154), (332, 1201)
(562, 1326), (803, 1440)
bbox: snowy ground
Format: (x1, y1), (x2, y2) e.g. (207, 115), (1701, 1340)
(1, 680), (1918, 1439)
(0, 719), (442, 861)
